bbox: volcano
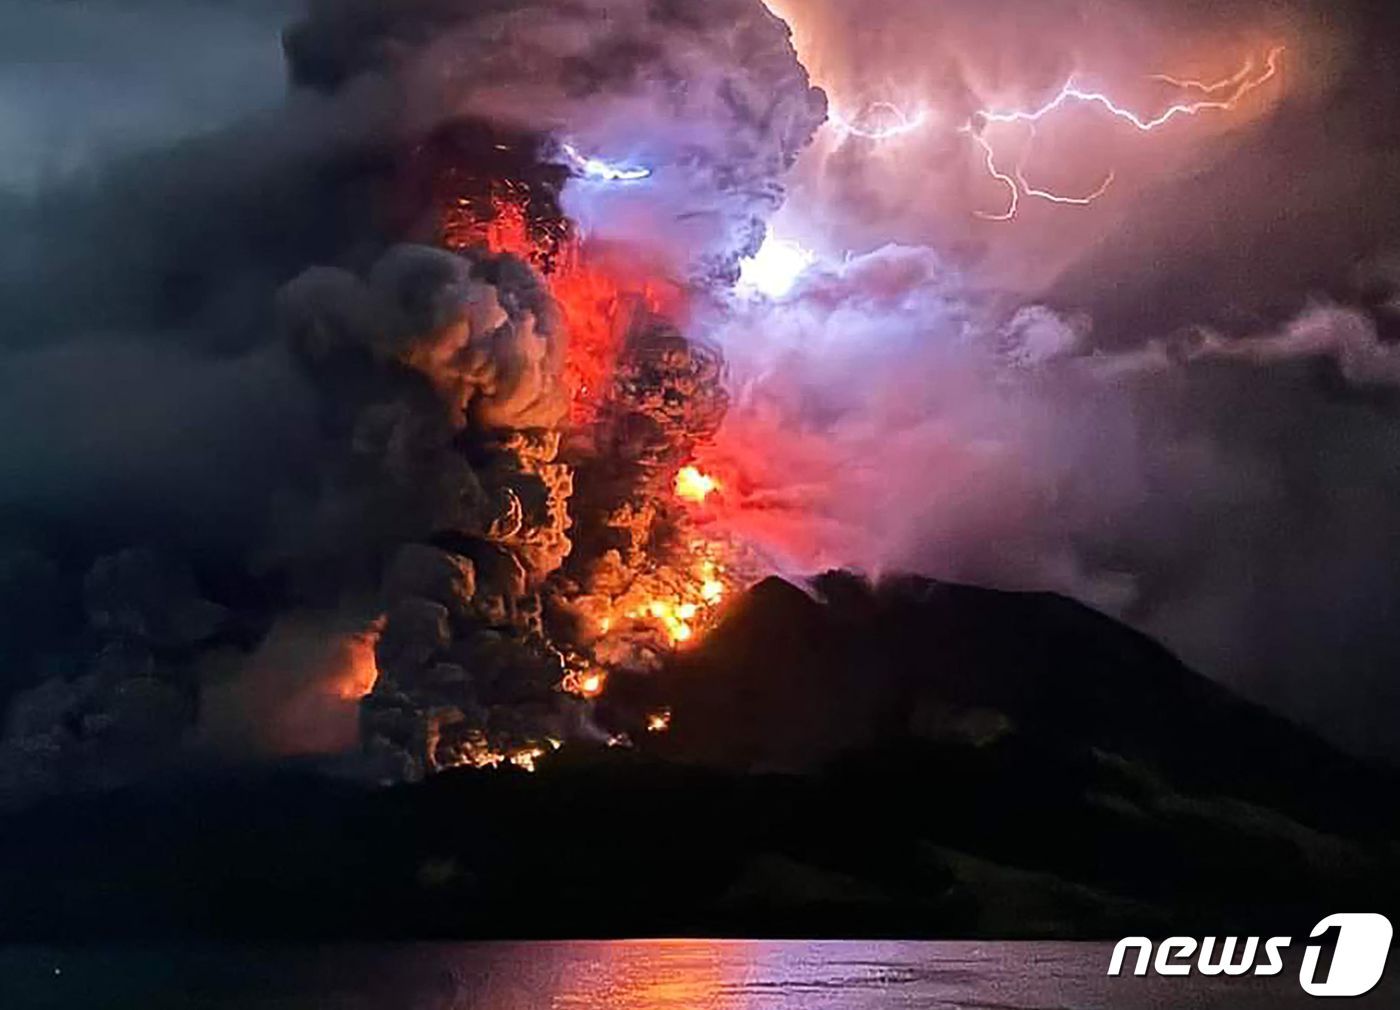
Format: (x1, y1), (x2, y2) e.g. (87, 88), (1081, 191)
(3, 573), (1395, 941)
(5, 0), (1400, 968)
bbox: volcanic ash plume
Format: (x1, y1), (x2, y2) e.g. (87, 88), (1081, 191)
(276, 243), (591, 777)
(0, 243), (580, 793)
(0, 0), (830, 800)
(284, 0), (825, 284)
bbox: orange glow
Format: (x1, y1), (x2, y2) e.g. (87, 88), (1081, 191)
(562, 667), (608, 699)
(460, 189), (533, 258)
(573, 542), (736, 657)
(332, 622), (383, 701)
(459, 738), (506, 770)
(646, 710), (672, 733)
(675, 465), (720, 504)
(436, 734), (559, 774)
(636, 599), (696, 644)
(550, 252), (679, 425)
(534, 939), (741, 1006)
(586, 471), (735, 649)
(441, 185), (681, 424)
(618, 556), (731, 648)
(508, 747), (547, 773)
(203, 616), (385, 758)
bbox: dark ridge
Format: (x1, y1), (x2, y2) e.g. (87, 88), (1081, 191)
(658, 573), (1399, 840)
(1, 573), (1395, 941)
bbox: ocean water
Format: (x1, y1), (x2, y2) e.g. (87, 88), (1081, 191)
(2, 940), (1395, 1009)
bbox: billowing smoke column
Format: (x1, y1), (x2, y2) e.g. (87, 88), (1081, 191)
(277, 0), (825, 771)
(277, 243), (582, 775)
(284, 0), (826, 285)
(0, 0), (824, 798)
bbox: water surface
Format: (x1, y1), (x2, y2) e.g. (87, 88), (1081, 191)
(4, 940), (1395, 1009)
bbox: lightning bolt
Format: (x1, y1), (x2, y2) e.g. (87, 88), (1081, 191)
(559, 143), (652, 183)
(819, 47), (1285, 220)
(1150, 57), (1261, 95)
(963, 123), (1117, 221)
(967, 45), (1285, 219)
(963, 128), (1019, 222)
(973, 45), (1285, 134)
(830, 101), (930, 141)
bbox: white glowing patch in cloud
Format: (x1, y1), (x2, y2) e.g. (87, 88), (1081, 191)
(560, 143), (652, 182)
(738, 231), (816, 298)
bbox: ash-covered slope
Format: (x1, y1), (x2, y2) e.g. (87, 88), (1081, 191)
(2, 573), (1396, 940)
(654, 572), (1397, 837)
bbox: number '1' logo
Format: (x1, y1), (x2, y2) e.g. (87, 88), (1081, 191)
(1300, 913), (1393, 997)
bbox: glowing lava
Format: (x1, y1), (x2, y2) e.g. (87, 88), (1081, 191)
(646, 557), (729, 645)
(441, 185), (680, 423)
(433, 158), (746, 750)
(508, 747), (547, 772)
(562, 667), (608, 699)
(675, 465), (720, 504)
(609, 553), (732, 651)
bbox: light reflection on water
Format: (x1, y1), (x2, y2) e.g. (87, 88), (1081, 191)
(4, 940), (1396, 1009)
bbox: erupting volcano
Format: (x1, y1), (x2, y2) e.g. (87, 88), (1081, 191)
(381, 166), (750, 771)
(7, 0), (1400, 961)
(254, 0), (828, 779)
(6, 0), (1400, 822)
(344, 0), (1295, 775)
